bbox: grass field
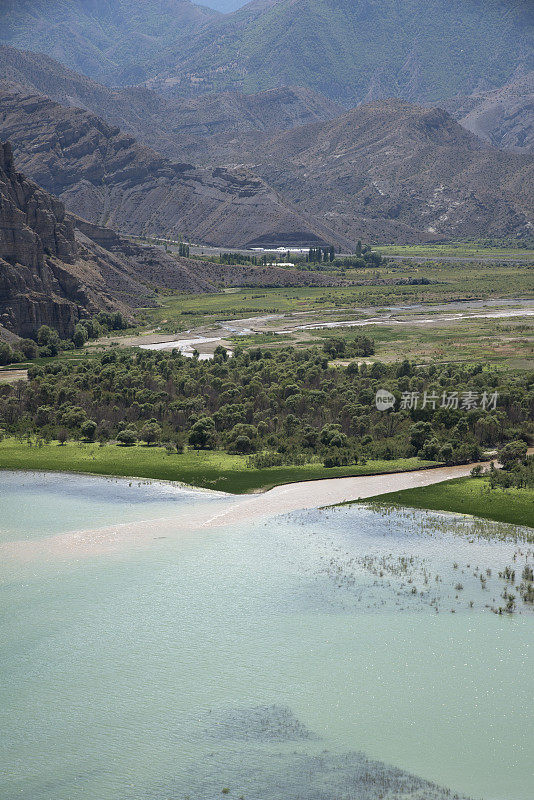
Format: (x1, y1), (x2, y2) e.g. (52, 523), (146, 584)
(0, 438), (435, 494)
(138, 260), (533, 331)
(356, 477), (534, 531)
(310, 319), (534, 367)
(375, 243), (534, 259)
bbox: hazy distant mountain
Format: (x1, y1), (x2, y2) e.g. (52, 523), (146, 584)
(0, 87), (347, 248)
(202, 0), (248, 10)
(0, 0), (219, 85)
(146, 0), (534, 105)
(0, 46), (342, 163)
(441, 73), (534, 153)
(252, 100), (534, 242)
(2, 1), (531, 106)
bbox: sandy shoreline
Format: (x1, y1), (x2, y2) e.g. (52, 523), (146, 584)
(1, 458), (514, 561)
(198, 461), (490, 527)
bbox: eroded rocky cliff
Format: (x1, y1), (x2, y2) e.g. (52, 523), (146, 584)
(0, 140), (102, 336)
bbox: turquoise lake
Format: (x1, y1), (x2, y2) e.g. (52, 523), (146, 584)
(1, 472), (533, 800)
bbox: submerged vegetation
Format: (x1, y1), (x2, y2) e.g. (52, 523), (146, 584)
(357, 474), (534, 530)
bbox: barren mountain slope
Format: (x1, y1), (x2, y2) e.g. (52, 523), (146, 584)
(441, 73), (534, 153)
(0, 46), (342, 163)
(252, 100), (534, 242)
(0, 87), (346, 248)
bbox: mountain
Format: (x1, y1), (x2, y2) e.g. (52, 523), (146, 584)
(0, 46), (342, 163)
(2, 1), (532, 106)
(145, 0), (534, 105)
(143, 85), (343, 164)
(251, 100), (534, 242)
(0, 0), (220, 86)
(202, 0), (248, 10)
(0, 136), (240, 337)
(1, 85), (532, 245)
(441, 72), (534, 153)
(0, 138), (143, 336)
(1, 138), (342, 337)
(0, 87), (347, 247)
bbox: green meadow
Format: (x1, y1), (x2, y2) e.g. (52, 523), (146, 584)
(0, 438), (433, 494)
(357, 477), (534, 531)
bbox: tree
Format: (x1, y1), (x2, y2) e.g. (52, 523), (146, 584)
(232, 435), (254, 454)
(57, 428), (69, 445)
(355, 240), (362, 257)
(117, 429), (138, 446)
(140, 421), (162, 445)
(421, 437), (440, 460)
(320, 424), (343, 446)
(323, 337), (345, 358)
(73, 325), (87, 349)
(189, 416), (217, 450)
(397, 359), (412, 377)
(410, 421), (432, 451)
(439, 443), (454, 464)
(20, 339), (38, 359)
(37, 327), (61, 356)
(36, 406), (54, 426)
(499, 440), (528, 470)
(81, 420), (97, 441)
(213, 345), (229, 363)
(37, 325), (53, 346)
(0, 341), (12, 366)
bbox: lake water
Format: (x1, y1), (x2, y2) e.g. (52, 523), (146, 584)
(1, 473), (533, 800)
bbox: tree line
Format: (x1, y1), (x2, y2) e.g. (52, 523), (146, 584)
(0, 345), (531, 469)
(0, 312), (129, 366)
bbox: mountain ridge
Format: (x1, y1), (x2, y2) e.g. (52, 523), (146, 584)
(0, 45), (343, 163)
(441, 72), (534, 153)
(0, 86), (349, 247)
(0, 0), (220, 85)
(251, 99), (534, 242)
(145, 0), (534, 105)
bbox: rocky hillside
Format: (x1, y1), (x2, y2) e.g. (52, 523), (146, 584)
(441, 73), (534, 153)
(0, 139), (345, 337)
(145, 0), (534, 105)
(138, 85), (343, 164)
(0, 0), (219, 86)
(252, 100), (534, 243)
(0, 141), (219, 337)
(0, 46), (342, 163)
(0, 86), (344, 248)
(1, 86), (532, 245)
(0, 139), (123, 336)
